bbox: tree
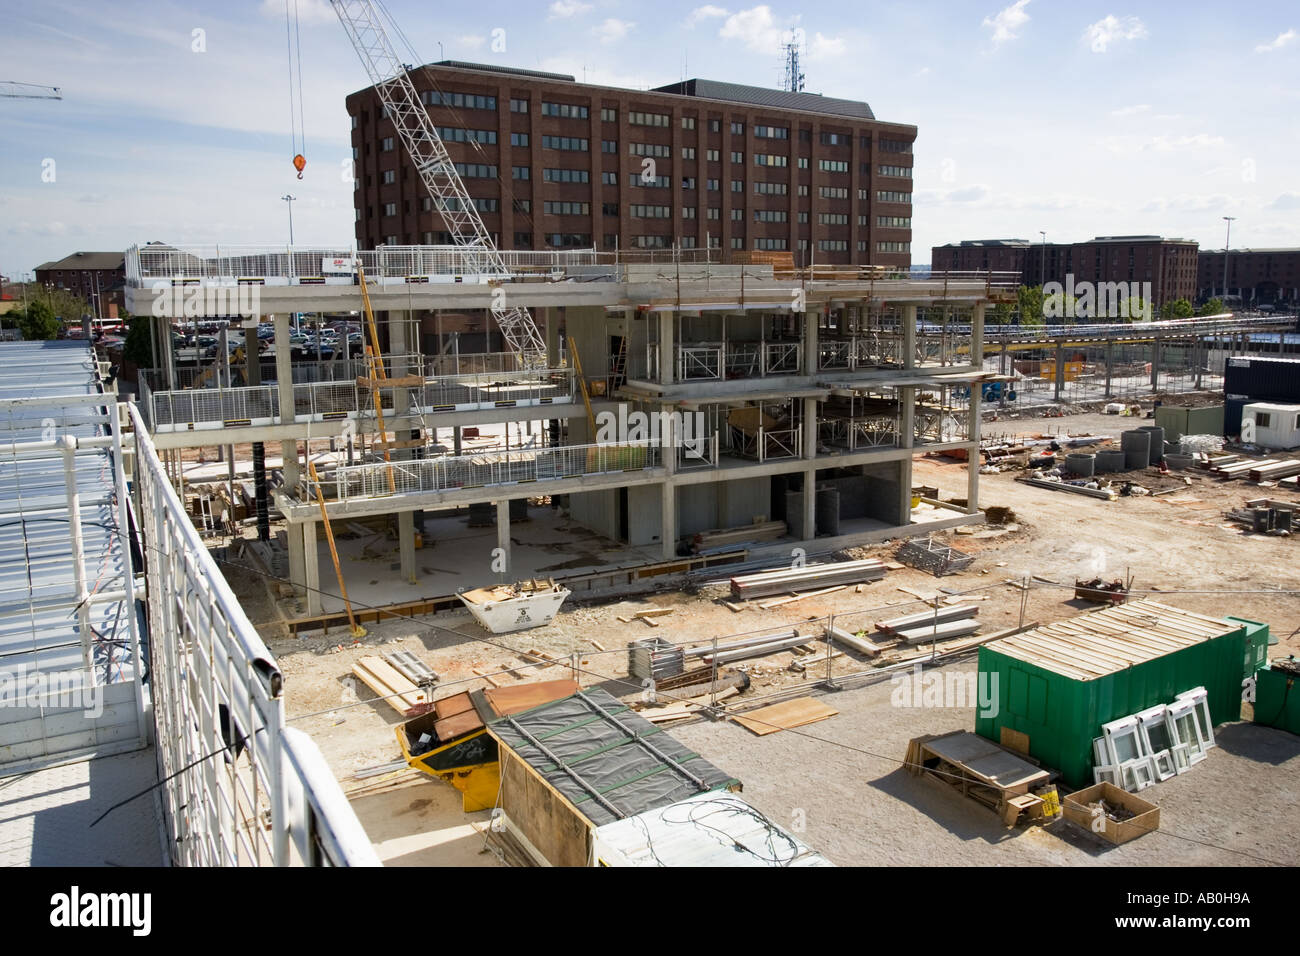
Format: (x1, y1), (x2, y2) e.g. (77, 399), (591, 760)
(989, 301), (1016, 325)
(1160, 298), (1194, 319)
(1016, 285), (1045, 327)
(9, 300), (62, 340)
(122, 312), (153, 368)
(1197, 297), (1225, 317)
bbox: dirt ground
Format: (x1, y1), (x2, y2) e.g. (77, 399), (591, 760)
(219, 407), (1300, 866)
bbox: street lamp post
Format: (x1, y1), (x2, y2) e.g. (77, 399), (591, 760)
(282, 194), (297, 246)
(1039, 231), (1047, 287)
(1221, 216), (1235, 299)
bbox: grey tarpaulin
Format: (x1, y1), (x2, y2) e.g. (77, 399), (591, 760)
(488, 687), (741, 828)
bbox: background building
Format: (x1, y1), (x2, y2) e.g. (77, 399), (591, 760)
(348, 62), (916, 268)
(1197, 248), (1300, 307)
(933, 235), (1198, 309)
(32, 250), (126, 316)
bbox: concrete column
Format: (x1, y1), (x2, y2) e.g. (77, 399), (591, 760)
(899, 385), (916, 523)
(543, 306), (558, 367)
(390, 311), (417, 583)
(802, 468), (817, 540)
(967, 383), (982, 514)
(803, 396), (818, 460)
(303, 521), (321, 616)
(273, 313), (294, 425)
(1054, 341), (1065, 401)
(658, 310), (673, 384)
(287, 516), (306, 597)
(495, 499), (511, 577)
(1194, 336), (1203, 390)
(902, 305), (917, 369)
(970, 303), (985, 367)
(660, 482), (676, 560)
(1104, 340), (1115, 398)
(803, 305), (819, 375)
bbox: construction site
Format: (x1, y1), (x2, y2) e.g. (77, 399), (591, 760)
(3, 0), (1298, 876)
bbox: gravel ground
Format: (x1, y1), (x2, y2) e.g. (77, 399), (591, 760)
(219, 406), (1300, 865)
(669, 663), (1300, 867)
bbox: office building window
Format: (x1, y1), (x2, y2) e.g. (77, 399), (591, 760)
(541, 102), (589, 119)
(510, 98), (529, 113)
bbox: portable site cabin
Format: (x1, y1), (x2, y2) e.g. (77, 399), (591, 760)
(1153, 404), (1224, 444)
(1240, 402), (1300, 450)
(976, 601), (1251, 789)
(485, 687), (742, 866)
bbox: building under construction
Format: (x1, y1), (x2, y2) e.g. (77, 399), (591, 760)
(125, 244), (1014, 623)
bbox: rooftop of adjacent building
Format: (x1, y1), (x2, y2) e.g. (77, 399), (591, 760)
(353, 60), (887, 124)
(938, 236), (1198, 249)
(1200, 247), (1300, 255)
(33, 251), (126, 273)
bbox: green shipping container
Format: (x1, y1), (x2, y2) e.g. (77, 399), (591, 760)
(1153, 404), (1225, 443)
(1226, 616), (1272, 678)
(976, 601), (1247, 788)
(1254, 665), (1300, 736)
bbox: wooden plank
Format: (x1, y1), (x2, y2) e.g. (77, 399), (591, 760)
(732, 697), (838, 736)
(472, 667), (508, 689)
(758, 584), (846, 609)
(433, 692), (474, 720)
(352, 656), (427, 714)
(633, 608), (674, 619)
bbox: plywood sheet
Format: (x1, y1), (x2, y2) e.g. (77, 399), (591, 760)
(434, 708), (486, 742)
(484, 679), (580, 717)
(434, 692), (475, 720)
(733, 697), (838, 736)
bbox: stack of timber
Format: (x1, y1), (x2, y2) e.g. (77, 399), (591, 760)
(691, 520), (786, 552)
(686, 629), (811, 666)
(1210, 456), (1289, 480)
(352, 656), (432, 716)
(730, 559), (887, 600)
(877, 604), (981, 645)
(896, 537), (976, 576)
(1246, 459), (1300, 482)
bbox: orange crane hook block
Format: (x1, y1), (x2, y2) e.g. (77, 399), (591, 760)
(293, 153), (306, 179)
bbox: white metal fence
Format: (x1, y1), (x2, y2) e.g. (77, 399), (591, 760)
(323, 440), (660, 501)
(130, 402), (379, 866)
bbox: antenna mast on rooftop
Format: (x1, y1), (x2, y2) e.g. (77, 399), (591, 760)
(782, 29), (805, 92)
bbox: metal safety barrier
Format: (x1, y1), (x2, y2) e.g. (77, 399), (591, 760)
(130, 402), (379, 866)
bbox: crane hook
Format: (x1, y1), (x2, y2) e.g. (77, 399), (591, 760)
(293, 153), (306, 179)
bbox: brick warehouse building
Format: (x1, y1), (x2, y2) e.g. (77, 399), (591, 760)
(32, 251), (126, 316)
(933, 235), (1198, 309)
(347, 62), (916, 267)
(1197, 248), (1300, 306)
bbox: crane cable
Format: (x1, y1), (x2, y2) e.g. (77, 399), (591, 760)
(285, 0), (307, 178)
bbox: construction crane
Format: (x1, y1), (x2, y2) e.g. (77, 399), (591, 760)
(1, 81), (62, 100)
(328, 1), (548, 370)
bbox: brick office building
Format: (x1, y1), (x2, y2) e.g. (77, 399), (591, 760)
(347, 62), (916, 268)
(1197, 248), (1300, 306)
(32, 251), (126, 315)
(933, 235), (1198, 309)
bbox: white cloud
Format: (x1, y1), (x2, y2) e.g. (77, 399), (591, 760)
(719, 5), (784, 53)
(1083, 15), (1148, 53)
(1141, 133), (1225, 151)
(1268, 192), (1300, 210)
(1110, 103), (1150, 117)
(548, 0), (593, 19)
(808, 31), (846, 59)
(686, 5), (729, 28)
(1255, 29), (1296, 53)
(982, 0), (1031, 46)
(592, 18), (635, 44)
(915, 66), (932, 77)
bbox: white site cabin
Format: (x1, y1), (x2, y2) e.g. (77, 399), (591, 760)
(1241, 402), (1300, 450)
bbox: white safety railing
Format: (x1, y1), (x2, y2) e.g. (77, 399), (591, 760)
(130, 402), (379, 867)
(148, 385), (280, 430)
(324, 440), (659, 501)
(759, 426), (802, 462)
(414, 369), (574, 410)
(850, 415), (901, 449)
(677, 433), (719, 470)
(678, 345), (722, 380)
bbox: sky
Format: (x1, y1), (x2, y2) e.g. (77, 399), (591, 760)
(1, 0), (1297, 279)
